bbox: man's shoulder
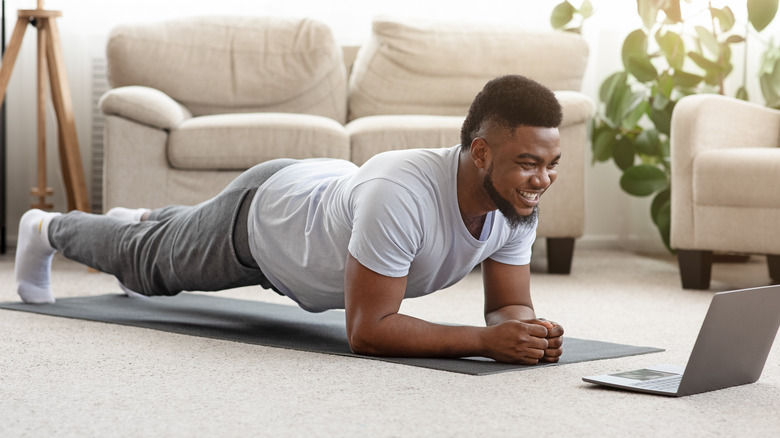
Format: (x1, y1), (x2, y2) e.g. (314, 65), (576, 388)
(356, 146), (458, 186)
(365, 146), (458, 165)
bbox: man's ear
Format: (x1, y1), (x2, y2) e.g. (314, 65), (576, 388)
(470, 138), (490, 170)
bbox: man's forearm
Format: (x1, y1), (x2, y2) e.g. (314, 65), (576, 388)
(348, 312), (487, 359)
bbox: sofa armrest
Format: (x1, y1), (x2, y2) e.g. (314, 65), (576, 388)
(555, 91), (594, 128)
(99, 86), (192, 130)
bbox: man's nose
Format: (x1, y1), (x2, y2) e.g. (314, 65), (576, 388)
(531, 169), (552, 188)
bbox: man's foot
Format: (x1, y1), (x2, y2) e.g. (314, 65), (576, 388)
(105, 207), (151, 222)
(15, 210), (61, 304)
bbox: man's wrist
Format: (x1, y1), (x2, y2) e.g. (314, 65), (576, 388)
(485, 304), (537, 326)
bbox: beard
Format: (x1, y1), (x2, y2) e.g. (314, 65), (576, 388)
(482, 165), (538, 230)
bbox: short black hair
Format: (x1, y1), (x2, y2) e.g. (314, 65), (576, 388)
(460, 75), (563, 151)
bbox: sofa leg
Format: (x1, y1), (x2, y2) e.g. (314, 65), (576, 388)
(768, 255), (780, 283)
(546, 237), (575, 274)
(677, 249), (713, 290)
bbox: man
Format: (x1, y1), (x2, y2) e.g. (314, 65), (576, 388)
(15, 75), (564, 365)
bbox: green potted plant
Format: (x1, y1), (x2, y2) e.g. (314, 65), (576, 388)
(552, 0), (779, 251)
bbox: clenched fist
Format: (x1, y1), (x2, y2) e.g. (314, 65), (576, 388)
(481, 319), (564, 364)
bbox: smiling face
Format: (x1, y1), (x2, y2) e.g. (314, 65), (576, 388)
(476, 125), (561, 227)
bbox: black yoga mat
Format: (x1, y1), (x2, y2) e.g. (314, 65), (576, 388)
(0, 293), (663, 375)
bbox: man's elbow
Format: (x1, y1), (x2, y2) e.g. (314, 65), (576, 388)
(347, 327), (384, 357)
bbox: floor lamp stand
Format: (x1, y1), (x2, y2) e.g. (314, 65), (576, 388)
(0, 1), (89, 212)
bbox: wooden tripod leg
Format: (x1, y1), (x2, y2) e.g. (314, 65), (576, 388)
(0, 17), (30, 103)
(44, 17), (89, 212)
(31, 19), (53, 209)
(57, 128), (76, 207)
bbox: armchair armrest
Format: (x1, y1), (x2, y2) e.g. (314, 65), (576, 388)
(672, 94), (780, 158)
(99, 86), (192, 130)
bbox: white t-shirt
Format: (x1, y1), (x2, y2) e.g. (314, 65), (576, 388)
(247, 146), (536, 312)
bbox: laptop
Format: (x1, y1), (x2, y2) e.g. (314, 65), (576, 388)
(583, 284), (780, 397)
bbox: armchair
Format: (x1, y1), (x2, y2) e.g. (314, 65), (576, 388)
(670, 94), (780, 289)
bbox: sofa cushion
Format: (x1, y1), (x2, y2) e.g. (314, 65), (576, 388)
(693, 148), (780, 208)
(348, 17), (589, 121)
(168, 114), (350, 170)
(107, 16), (347, 122)
(346, 115), (465, 165)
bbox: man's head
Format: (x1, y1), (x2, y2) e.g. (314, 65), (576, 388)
(460, 75), (563, 228)
(460, 75), (562, 152)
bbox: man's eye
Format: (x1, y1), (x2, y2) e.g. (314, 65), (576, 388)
(549, 162), (559, 169)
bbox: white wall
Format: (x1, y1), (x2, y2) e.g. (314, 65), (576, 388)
(2, 0), (777, 253)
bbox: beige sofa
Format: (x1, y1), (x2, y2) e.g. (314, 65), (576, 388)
(670, 94), (780, 289)
(100, 16), (593, 273)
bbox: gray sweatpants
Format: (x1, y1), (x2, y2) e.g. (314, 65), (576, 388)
(48, 159), (298, 296)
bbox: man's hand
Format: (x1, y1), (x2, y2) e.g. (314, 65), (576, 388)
(481, 319), (563, 364)
(530, 318), (564, 363)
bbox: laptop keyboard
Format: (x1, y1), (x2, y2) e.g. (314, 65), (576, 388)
(633, 376), (682, 392)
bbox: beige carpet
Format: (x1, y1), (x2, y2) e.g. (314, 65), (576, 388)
(1, 247), (778, 437)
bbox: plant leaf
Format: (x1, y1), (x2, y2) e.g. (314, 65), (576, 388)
(651, 186), (672, 252)
(688, 51), (723, 73)
(622, 95), (650, 130)
(711, 6), (735, 33)
(760, 73), (780, 107)
(720, 43), (733, 71)
(599, 71), (628, 103)
(637, 0), (660, 30)
(620, 165), (668, 197)
(627, 55), (658, 82)
(651, 187), (671, 227)
(592, 128), (617, 163)
(614, 137), (636, 171)
(725, 35), (745, 44)
(663, 0), (682, 23)
(772, 58), (780, 84)
(660, 139), (671, 166)
(656, 72), (675, 98)
(603, 74), (634, 128)
(579, 0), (594, 18)
(672, 70), (704, 88)
(635, 129), (660, 156)
(748, 0), (779, 32)
(736, 85), (749, 101)
(551, 1), (576, 29)
(649, 105), (673, 136)
(695, 26), (720, 57)
(759, 44), (780, 106)
(622, 29), (649, 70)
(657, 30), (685, 70)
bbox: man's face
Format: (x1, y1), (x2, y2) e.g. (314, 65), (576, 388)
(479, 126), (561, 228)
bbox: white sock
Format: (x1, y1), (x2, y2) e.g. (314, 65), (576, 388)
(15, 210), (61, 304)
(117, 280), (149, 299)
(105, 207), (151, 222)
